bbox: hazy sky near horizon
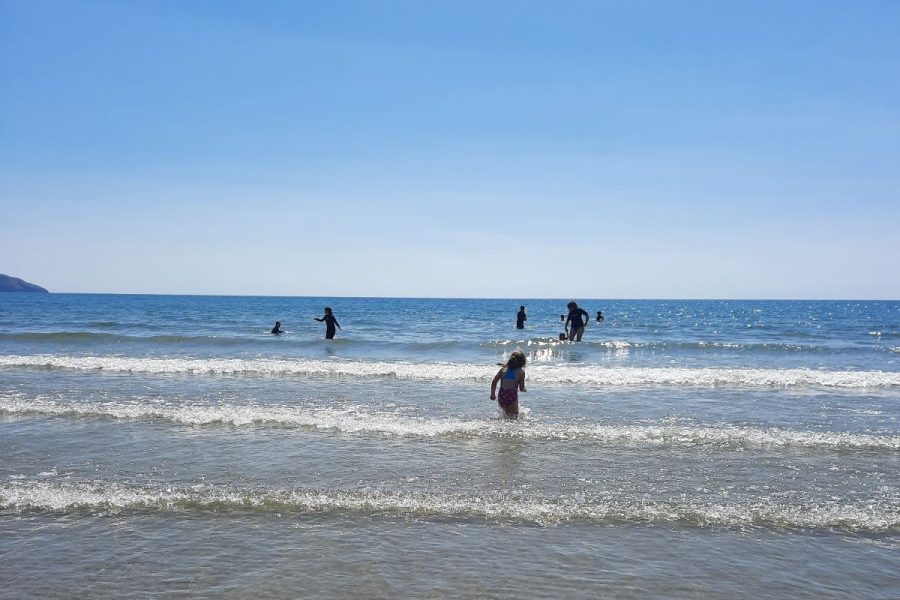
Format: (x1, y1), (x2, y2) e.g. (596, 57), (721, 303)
(2, 0), (898, 298)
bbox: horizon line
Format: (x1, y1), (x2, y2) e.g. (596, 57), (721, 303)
(11, 292), (900, 302)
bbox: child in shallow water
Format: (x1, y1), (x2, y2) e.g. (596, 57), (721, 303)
(490, 350), (527, 419)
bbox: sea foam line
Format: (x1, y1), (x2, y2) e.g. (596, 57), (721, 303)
(1, 354), (899, 388)
(2, 397), (897, 450)
(1, 480), (896, 531)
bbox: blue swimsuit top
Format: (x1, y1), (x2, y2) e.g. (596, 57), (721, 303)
(504, 367), (518, 380)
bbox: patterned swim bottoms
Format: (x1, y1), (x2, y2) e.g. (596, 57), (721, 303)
(497, 387), (518, 410)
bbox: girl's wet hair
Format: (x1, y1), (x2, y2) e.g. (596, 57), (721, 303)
(324, 307), (332, 313)
(506, 350), (527, 369)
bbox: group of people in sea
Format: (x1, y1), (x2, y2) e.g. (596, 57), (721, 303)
(517, 301), (604, 341)
(275, 302), (604, 343)
(500, 301), (605, 419)
(271, 301), (604, 420)
(271, 307), (341, 339)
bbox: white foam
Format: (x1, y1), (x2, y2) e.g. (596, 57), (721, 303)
(600, 340), (633, 349)
(2, 397), (897, 450)
(1, 354), (898, 388)
(1, 479), (896, 531)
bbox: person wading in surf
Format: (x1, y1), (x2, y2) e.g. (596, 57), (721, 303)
(565, 301), (590, 342)
(490, 351), (527, 419)
(313, 307), (341, 339)
(516, 306), (527, 329)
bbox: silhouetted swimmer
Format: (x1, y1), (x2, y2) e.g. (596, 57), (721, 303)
(271, 321), (283, 335)
(560, 314), (565, 322)
(314, 307), (341, 339)
(596, 311), (604, 323)
(516, 306), (527, 329)
(565, 301), (590, 342)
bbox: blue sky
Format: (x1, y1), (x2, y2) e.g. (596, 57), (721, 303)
(1, 0), (898, 298)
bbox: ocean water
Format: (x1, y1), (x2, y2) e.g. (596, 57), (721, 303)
(1, 294), (898, 598)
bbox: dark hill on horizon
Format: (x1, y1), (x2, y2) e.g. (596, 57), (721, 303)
(0, 274), (49, 292)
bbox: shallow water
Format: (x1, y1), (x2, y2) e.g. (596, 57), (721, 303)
(1, 295), (898, 598)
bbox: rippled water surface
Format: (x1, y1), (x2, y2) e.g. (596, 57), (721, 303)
(1, 295), (899, 598)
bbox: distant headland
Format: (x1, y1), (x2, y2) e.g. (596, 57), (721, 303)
(0, 274), (49, 293)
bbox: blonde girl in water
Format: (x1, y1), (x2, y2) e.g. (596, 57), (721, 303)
(490, 350), (527, 419)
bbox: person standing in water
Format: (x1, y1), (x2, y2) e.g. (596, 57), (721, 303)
(271, 320), (283, 334)
(516, 306), (527, 329)
(490, 350), (527, 419)
(313, 307), (341, 339)
(596, 311), (604, 323)
(565, 301), (590, 342)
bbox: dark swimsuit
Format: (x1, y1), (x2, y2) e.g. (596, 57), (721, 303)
(567, 308), (588, 329)
(317, 315), (338, 339)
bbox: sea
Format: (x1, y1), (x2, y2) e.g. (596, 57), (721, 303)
(1, 294), (898, 598)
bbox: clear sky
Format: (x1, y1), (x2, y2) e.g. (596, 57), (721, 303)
(1, 0), (898, 298)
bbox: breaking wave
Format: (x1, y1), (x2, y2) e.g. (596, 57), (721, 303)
(2, 396), (897, 450)
(2, 480), (896, 531)
(1, 354), (899, 388)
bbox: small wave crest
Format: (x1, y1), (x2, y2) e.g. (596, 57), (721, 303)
(485, 337), (846, 353)
(2, 480), (896, 531)
(0, 332), (270, 346)
(1, 354), (899, 388)
(2, 397), (897, 450)
(488, 337), (634, 349)
(0, 332), (127, 342)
